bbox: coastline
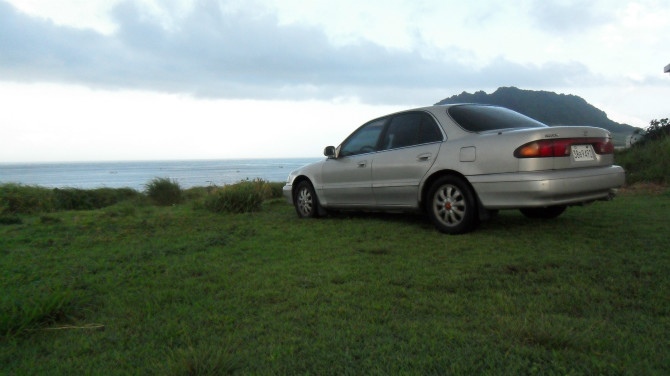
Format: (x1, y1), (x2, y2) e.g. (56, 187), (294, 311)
(0, 158), (321, 191)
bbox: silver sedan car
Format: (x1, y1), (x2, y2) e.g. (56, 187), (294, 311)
(283, 104), (625, 234)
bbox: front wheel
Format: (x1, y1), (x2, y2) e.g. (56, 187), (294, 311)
(426, 176), (478, 234)
(293, 181), (321, 218)
(519, 205), (566, 219)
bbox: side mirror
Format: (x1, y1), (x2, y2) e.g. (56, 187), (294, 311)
(324, 146), (336, 158)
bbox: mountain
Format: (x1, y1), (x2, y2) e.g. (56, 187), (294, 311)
(435, 87), (638, 138)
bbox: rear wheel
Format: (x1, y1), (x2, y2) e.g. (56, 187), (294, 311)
(426, 176), (478, 234)
(519, 205), (566, 219)
(293, 181), (321, 218)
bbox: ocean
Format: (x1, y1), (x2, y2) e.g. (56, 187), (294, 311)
(0, 158), (322, 191)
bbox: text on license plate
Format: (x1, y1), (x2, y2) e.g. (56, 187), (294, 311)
(571, 145), (595, 162)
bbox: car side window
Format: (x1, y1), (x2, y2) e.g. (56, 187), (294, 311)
(420, 113), (443, 144)
(339, 118), (386, 157)
(381, 112), (443, 151)
(383, 113), (421, 149)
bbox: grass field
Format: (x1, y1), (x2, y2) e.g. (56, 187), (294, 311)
(1, 189), (669, 375)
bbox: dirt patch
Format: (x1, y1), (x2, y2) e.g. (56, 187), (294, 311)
(619, 182), (668, 195)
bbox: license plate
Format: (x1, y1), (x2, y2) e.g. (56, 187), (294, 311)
(571, 144), (595, 162)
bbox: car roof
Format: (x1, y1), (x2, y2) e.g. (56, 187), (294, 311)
(390, 103), (500, 115)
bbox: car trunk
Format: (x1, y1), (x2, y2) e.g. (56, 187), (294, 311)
(508, 126), (615, 172)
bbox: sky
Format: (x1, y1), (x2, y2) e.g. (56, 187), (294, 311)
(0, 0), (668, 162)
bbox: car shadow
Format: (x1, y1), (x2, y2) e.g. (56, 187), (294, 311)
(320, 209), (566, 234)
(323, 210), (434, 229)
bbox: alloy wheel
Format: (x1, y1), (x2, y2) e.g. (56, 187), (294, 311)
(433, 184), (466, 227)
(296, 186), (314, 217)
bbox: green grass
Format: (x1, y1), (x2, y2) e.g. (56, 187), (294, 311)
(1, 189), (669, 375)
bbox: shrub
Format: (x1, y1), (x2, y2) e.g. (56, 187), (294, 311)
(1, 184), (143, 214)
(145, 178), (183, 206)
(53, 187), (141, 211)
(637, 118), (670, 145)
(0, 215), (22, 225)
(267, 182), (285, 199)
(182, 186), (211, 202)
(0, 184), (55, 215)
(616, 136), (670, 184)
(204, 179), (271, 214)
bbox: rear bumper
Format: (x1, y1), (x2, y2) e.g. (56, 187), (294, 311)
(468, 165), (625, 209)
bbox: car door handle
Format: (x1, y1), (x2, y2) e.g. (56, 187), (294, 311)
(417, 153), (432, 161)
(357, 161), (367, 168)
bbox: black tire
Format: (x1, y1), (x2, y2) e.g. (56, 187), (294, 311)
(426, 176), (478, 234)
(519, 205), (566, 219)
(293, 181), (321, 218)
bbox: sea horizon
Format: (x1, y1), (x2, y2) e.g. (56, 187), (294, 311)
(0, 156), (321, 165)
(0, 157), (322, 191)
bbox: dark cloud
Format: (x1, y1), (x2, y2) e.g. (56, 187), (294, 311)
(0, 0), (605, 103)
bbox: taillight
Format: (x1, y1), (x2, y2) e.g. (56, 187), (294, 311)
(514, 138), (614, 158)
(592, 139), (615, 154)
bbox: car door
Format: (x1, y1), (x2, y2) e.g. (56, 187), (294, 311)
(372, 112), (444, 208)
(319, 118), (386, 206)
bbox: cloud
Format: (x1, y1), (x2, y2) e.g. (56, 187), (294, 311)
(0, 0), (612, 104)
(529, 0), (612, 34)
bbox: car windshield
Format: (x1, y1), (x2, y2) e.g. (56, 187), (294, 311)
(448, 105), (548, 132)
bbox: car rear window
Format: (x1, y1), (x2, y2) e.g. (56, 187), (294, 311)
(448, 105), (548, 132)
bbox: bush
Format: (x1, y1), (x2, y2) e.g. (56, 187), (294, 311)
(182, 186), (212, 202)
(53, 187), (140, 211)
(0, 184), (55, 215)
(204, 179), (271, 214)
(145, 178), (183, 206)
(1, 184), (143, 214)
(616, 117), (670, 185)
(616, 136), (670, 184)
(0, 215), (23, 225)
(637, 118), (670, 144)
(267, 182), (285, 199)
